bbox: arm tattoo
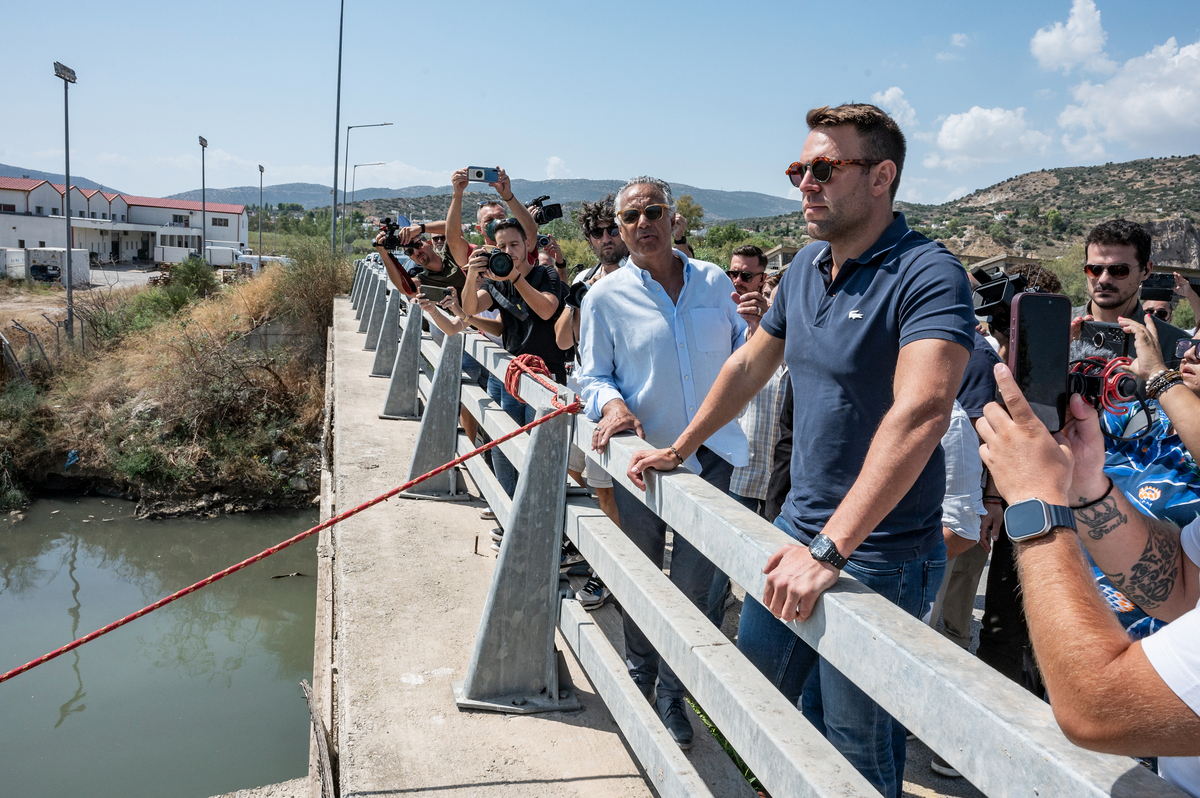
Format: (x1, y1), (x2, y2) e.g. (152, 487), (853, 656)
(1102, 518), (1181, 611)
(1075, 496), (1127, 541)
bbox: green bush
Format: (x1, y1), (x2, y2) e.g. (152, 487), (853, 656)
(274, 238), (352, 355)
(173, 256), (218, 298)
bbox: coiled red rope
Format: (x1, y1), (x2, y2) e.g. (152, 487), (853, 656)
(0, 380), (580, 687)
(504, 354), (567, 408)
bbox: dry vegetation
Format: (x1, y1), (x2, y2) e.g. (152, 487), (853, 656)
(0, 243), (350, 512)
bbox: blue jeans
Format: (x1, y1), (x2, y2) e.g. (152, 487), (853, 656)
(486, 374), (535, 498)
(615, 447), (733, 700)
(737, 515), (946, 798)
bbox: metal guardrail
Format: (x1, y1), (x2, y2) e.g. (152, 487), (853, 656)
(347, 262), (1183, 798)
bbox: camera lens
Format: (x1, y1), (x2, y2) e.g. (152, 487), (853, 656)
(566, 281), (590, 309)
(1093, 332), (1106, 348)
(488, 249), (514, 277)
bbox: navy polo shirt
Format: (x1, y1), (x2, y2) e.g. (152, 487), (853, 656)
(759, 213), (975, 563)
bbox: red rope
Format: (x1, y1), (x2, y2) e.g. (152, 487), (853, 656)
(504, 354), (565, 408)
(0, 396), (580, 687)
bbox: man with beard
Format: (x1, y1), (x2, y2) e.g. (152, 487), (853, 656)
(625, 104), (975, 797)
(1072, 219), (1157, 324)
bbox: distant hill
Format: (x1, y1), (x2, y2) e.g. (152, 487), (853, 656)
(728, 154), (1200, 266)
(0, 163), (122, 193)
(168, 178), (802, 221)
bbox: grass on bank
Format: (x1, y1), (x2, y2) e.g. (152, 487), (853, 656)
(0, 246), (351, 510)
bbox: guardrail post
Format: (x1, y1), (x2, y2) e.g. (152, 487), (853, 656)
(399, 332), (468, 500)
(370, 289), (403, 377)
(453, 403), (579, 715)
(350, 263), (366, 307)
(352, 269), (371, 316)
(363, 283), (389, 351)
(378, 303), (423, 420)
(357, 276), (380, 331)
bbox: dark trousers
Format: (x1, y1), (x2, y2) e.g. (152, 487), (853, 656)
(976, 527), (1044, 696)
(613, 446), (732, 699)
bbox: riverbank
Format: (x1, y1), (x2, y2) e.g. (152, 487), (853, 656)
(0, 241), (348, 516)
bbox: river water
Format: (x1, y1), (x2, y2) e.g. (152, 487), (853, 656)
(0, 497), (318, 798)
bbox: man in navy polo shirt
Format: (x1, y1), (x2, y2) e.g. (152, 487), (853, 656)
(629, 103), (975, 797)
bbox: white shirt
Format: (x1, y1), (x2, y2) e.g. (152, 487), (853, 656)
(1142, 517), (1200, 796)
(941, 401), (984, 541)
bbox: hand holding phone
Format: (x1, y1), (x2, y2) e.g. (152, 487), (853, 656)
(467, 166), (500, 184)
(1006, 293), (1071, 432)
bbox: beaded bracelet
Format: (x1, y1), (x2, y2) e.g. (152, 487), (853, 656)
(1147, 369), (1183, 399)
(668, 446), (685, 465)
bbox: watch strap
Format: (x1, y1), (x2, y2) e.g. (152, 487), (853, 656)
(809, 533), (848, 570)
(1046, 503), (1077, 532)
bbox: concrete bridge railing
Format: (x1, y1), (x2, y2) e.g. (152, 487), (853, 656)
(344, 262), (1181, 798)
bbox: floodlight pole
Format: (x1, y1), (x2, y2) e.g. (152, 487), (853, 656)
(54, 61), (76, 342)
(199, 136), (207, 259)
(330, 0), (344, 255)
(342, 123), (391, 250)
(258, 165), (264, 265)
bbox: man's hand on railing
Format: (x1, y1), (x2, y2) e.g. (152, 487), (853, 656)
(762, 545), (842, 623)
(592, 399), (644, 455)
(628, 448), (682, 491)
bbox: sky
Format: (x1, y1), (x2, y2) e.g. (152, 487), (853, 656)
(3, 0), (1199, 206)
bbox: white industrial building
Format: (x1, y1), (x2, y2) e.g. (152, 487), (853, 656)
(0, 176), (248, 264)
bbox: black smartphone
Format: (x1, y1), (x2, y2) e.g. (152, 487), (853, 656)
(1140, 272), (1175, 302)
(420, 284), (449, 303)
(1079, 320), (1130, 359)
(1007, 292), (1071, 432)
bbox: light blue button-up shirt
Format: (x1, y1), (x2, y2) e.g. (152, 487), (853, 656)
(576, 250), (750, 473)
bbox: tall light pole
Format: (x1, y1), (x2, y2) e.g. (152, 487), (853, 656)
(329, 0), (344, 255)
(54, 61), (76, 342)
(258, 165), (264, 265)
(199, 136), (207, 258)
(341, 123), (391, 250)
(352, 162), (385, 247)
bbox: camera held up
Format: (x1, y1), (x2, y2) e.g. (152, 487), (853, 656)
(528, 195), (563, 226)
(482, 246), (515, 278)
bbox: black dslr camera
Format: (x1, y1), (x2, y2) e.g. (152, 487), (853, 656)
(377, 217), (403, 249)
(483, 247), (515, 278)
(528, 195), (563, 226)
(566, 278), (590, 309)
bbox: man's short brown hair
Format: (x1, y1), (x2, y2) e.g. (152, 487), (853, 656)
(731, 244), (767, 269)
(806, 103), (906, 201)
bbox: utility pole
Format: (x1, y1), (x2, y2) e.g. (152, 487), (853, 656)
(199, 136), (208, 259)
(330, 0), (344, 255)
(258, 165), (264, 268)
(341, 123), (391, 250)
(54, 61), (76, 342)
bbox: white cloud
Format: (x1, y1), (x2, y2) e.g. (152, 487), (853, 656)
(1035, 88), (1057, 100)
(951, 33), (969, 48)
(1057, 37), (1200, 152)
(902, 186), (924, 203)
(870, 87), (918, 128)
(1061, 133), (1107, 160)
(944, 186), (970, 202)
(545, 156), (571, 179)
(1030, 0), (1117, 74)
(936, 51), (961, 62)
(923, 106), (1052, 170)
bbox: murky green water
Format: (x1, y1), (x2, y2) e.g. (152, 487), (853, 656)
(0, 497), (318, 798)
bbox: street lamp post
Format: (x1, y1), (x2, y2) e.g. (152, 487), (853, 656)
(330, 0), (344, 255)
(341, 123), (391, 250)
(54, 61), (76, 342)
(199, 136), (207, 259)
(351, 162), (385, 248)
(258, 165), (264, 268)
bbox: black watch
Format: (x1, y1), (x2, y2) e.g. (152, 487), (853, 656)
(419, 223), (426, 234)
(808, 533), (848, 570)
(1004, 498), (1077, 543)
(674, 237), (688, 246)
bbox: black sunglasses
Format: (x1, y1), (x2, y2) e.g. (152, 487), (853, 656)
(785, 157), (882, 187)
(587, 224), (620, 240)
(403, 237), (427, 255)
(1175, 339), (1200, 358)
(727, 269), (764, 282)
(1149, 307), (1173, 321)
(1084, 262), (1132, 279)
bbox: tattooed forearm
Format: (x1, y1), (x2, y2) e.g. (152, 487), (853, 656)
(1102, 518), (1181, 611)
(1074, 497), (1127, 541)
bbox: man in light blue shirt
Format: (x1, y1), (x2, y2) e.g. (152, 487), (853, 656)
(576, 176), (749, 749)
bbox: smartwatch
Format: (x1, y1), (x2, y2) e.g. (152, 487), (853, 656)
(1004, 498), (1077, 542)
(808, 533), (848, 570)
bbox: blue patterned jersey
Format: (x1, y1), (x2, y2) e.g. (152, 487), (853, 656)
(1103, 401), (1200, 529)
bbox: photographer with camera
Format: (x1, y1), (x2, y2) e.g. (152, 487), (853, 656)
(459, 218), (566, 510)
(444, 167), (539, 271)
(373, 229), (465, 296)
(977, 364), (1200, 797)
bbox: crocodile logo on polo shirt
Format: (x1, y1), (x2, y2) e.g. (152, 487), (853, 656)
(848, 310), (864, 320)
